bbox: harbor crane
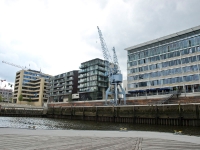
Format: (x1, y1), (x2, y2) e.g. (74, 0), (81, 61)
(97, 26), (126, 105)
(2, 61), (27, 70)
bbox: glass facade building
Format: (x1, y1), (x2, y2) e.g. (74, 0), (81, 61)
(78, 58), (108, 100)
(125, 25), (200, 96)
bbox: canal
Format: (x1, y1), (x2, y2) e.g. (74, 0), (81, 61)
(1, 117), (200, 136)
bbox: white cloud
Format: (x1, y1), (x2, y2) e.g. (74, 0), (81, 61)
(0, 0), (200, 85)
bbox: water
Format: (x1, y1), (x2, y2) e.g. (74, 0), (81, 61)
(0, 117), (200, 136)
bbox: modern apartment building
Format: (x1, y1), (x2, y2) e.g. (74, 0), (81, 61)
(47, 70), (78, 102)
(0, 88), (13, 102)
(78, 58), (108, 100)
(13, 69), (52, 106)
(125, 25), (200, 97)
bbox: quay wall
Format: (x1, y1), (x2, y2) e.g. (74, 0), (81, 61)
(47, 104), (200, 127)
(1, 103), (200, 127)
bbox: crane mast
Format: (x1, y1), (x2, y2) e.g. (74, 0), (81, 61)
(97, 26), (126, 105)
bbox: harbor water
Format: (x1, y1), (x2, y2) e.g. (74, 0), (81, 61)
(0, 117), (200, 136)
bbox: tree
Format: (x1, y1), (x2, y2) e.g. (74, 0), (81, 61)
(18, 94), (23, 104)
(68, 94), (72, 102)
(9, 97), (12, 103)
(0, 94), (2, 102)
(28, 97), (32, 105)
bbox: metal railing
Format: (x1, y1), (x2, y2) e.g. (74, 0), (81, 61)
(149, 90), (181, 105)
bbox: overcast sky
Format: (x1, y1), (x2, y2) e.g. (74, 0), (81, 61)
(1, 0), (200, 89)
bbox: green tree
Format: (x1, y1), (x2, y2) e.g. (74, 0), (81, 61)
(9, 97), (12, 103)
(18, 94), (23, 104)
(28, 97), (32, 105)
(68, 94), (72, 102)
(0, 94), (2, 102)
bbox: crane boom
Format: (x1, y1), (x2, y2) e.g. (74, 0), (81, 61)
(2, 61), (27, 70)
(97, 26), (112, 63)
(112, 47), (120, 74)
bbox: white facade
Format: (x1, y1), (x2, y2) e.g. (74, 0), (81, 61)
(126, 25), (200, 97)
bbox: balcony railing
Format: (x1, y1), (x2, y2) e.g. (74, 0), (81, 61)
(98, 83), (107, 87)
(98, 67), (106, 71)
(98, 72), (106, 76)
(79, 65), (87, 69)
(78, 79), (87, 83)
(78, 74), (87, 78)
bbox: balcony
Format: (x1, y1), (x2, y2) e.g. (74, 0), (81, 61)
(79, 88), (98, 93)
(65, 77), (73, 81)
(66, 72), (74, 76)
(98, 72), (106, 76)
(78, 85), (87, 88)
(59, 79), (65, 83)
(98, 83), (107, 87)
(79, 69), (89, 74)
(98, 62), (105, 66)
(98, 66), (106, 71)
(78, 79), (87, 83)
(78, 74), (87, 78)
(79, 64), (87, 69)
(67, 81), (73, 85)
(98, 77), (108, 82)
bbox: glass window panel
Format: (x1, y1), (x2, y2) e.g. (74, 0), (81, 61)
(193, 65), (198, 71)
(182, 58), (186, 64)
(197, 46), (200, 52)
(193, 74), (199, 80)
(184, 39), (188, 48)
(143, 66), (148, 71)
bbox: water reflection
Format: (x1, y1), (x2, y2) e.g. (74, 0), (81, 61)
(0, 117), (200, 136)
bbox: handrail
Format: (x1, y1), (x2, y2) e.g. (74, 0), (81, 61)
(149, 90), (181, 105)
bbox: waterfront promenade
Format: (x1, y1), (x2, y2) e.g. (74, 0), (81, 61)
(0, 128), (200, 149)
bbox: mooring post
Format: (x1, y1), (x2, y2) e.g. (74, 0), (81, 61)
(155, 105), (159, 125)
(83, 106), (85, 120)
(60, 106), (62, 118)
(196, 105), (200, 126)
(178, 103), (183, 126)
(133, 106), (136, 124)
(96, 106), (98, 122)
(53, 105), (54, 116)
(113, 106), (115, 122)
(70, 106), (73, 120)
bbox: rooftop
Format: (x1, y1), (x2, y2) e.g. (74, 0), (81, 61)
(125, 25), (200, 51)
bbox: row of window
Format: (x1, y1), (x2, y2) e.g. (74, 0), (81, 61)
(128, 35), (200, 59)
(24, 72), (50, 79)
(24, 75), (37, 80)
(128, 64), (199, 81)
(128, 55), (200, 74)
(128, 46), (200, 66)
(128, 74), (200, 88)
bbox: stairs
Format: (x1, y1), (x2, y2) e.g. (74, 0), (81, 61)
(149, 90), (181, 105)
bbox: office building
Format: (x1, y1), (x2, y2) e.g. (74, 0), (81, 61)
(0, 88), (13, 102)
(78, 58), (108, 100)
(47, 70), (78, 102)
(125, 25), (200, 97)
(13, 69), (52, 106)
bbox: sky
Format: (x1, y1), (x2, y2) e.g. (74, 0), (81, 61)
(1, 0), (200, 90)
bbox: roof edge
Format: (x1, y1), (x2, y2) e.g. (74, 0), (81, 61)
(125, 25), (200, 51)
